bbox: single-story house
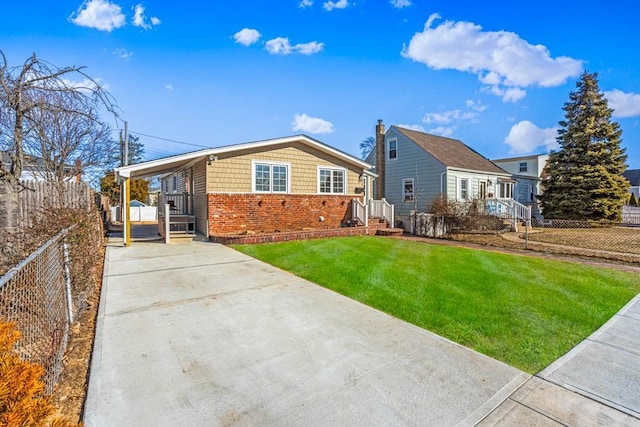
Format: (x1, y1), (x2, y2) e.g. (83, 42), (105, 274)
(365, 120), (517, 226)
(115, 134), (377, 244)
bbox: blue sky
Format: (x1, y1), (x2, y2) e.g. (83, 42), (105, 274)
(2, 0), (639, 167)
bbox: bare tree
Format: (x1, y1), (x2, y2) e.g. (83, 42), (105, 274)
(0, 51), (118, 184)
(24, 90), (116, 183)
(0, 51), (118, 258)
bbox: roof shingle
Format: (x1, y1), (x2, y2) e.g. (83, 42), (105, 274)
(393, 126), (507, 175)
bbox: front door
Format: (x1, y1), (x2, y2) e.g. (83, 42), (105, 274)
(479, 181), (487, 199)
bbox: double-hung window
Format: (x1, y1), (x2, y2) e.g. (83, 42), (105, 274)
(253, 161), (289, 193)
(519, 162), (528, 172)
(318, 167), (345, 194)
(459, 178), (469, 200)
(387, 138), (397, 160)
(402, 178), (414, 202)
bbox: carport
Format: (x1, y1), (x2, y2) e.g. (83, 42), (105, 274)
(115, 149), (215, 245)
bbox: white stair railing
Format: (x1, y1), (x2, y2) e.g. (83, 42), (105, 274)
(368, 199), (394, 227)
(352, 199), (368, 227)
(485, 198), (531, 231)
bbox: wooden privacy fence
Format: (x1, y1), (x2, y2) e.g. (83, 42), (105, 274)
(17, 180), (93, 229)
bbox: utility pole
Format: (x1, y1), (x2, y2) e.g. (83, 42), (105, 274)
(124, 121), (129, 166)
(119, 129), (123, 167)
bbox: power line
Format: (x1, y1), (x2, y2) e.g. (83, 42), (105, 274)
(129, 130), (210, 149)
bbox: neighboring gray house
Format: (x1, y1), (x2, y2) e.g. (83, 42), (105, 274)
(492, 154), (549, 216)
(366, 121), (514, 226)
(623, 169), (640, 200)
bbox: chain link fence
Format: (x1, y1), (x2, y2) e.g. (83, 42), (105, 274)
(411, 212), (640, 264)
(0, 227), (73, 393)
(0, 211), (103, 394)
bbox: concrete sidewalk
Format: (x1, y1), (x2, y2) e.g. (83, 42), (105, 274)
(85, 241), (529, 426)
(479, 297), (640, 426)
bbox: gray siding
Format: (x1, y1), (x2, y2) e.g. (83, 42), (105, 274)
(383, 128), (446, 216)
(193, 159), (208, 235)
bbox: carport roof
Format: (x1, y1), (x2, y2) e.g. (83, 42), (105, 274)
(115, 134), (372, 180)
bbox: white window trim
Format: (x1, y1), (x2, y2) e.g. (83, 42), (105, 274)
(402, 178), (414, 202)
(251, 160), (291, 194)
(457, 176), (471, 200)
(317, 166), (347, 195)
(387, 137), (398, 160)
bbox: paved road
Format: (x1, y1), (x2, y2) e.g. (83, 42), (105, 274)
(85, 238), (640, 426)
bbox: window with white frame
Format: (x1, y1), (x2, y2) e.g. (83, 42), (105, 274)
(318, 167), (345, 194)
(387, 138), (397, 160)
(519, 162), (528, 172)
(459, 177), (469, 200)
(253, 162), (289, 193)
(172, 176), (177, 192)
(498, 182), (513, 199)
(402, 178), (414, 202)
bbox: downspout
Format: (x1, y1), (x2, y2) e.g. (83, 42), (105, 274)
(375, 119), (385, 199)
(440, 171), (447, 195)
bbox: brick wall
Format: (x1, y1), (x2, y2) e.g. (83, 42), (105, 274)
(208, 193), (359, 234)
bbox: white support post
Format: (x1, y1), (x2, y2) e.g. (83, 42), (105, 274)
(164, 203), (170, 244)
(364, 204), (368, 227)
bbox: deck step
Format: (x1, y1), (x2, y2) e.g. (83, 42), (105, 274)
(376, 228), (404, 237)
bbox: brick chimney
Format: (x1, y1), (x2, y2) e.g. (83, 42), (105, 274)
(375, 119), (385, 199)
(74, 158), (82, 182)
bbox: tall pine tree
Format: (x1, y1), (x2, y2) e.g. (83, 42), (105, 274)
(541, 71), (629, 221)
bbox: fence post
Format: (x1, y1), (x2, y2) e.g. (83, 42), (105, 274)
(524, 220), (529, 250)
(63, 234), (74, 324)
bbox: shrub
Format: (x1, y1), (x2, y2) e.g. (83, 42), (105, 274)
(0, 322), (77, 427)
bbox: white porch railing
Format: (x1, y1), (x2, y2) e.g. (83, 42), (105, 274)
(368, 198), (395, 227)
(352, 199), (368, 227)
(484, 198), (531, 231)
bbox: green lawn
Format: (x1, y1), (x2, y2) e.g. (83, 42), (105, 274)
(233, 236), (640, 373)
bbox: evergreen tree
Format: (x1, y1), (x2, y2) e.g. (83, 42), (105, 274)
(541, 71), (629, 221)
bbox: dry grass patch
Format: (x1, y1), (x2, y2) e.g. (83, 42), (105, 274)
(526, 227), (640, 254)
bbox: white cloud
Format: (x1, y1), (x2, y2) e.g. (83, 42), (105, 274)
(265, 37), (324, 55)
(292, 114), (334, 134)
(299, 0), (314, 7)
(428, 126), (455, 137)
(62, 77), (109, 92)
(233, 28), (262, 46)
(396, 124), (425, 132)
(420, 100), (486, 137)
(266, 37), (292, 55)
(391, 0), (411, 8)
(295, 41), (324, 55)
(112, 48), (133, 59)
(604, 89), (640, 118)
(401, 14), (583, 102)
(504, 120), (558, 155)
(324, 0), (348, 11)
(69, 0), (126, 32)
(132, 4), (160, 30)
(165, 84), (174, 91)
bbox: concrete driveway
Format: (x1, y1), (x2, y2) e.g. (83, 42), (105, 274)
(85, 240), (529, 426)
